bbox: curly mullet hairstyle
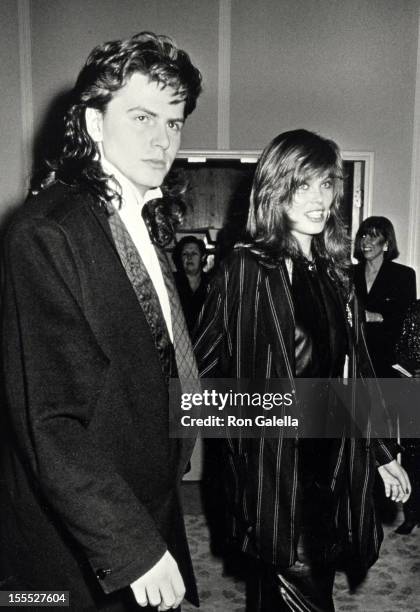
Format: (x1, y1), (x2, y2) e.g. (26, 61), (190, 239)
(37, 31), (202, 243)
(241, 129), (350, 287)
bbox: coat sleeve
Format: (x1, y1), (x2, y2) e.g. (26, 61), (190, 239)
(377, 266), (416, 332)
(371, 438), (399, 465)
(2, 217), (167, 594)
(193, 255), (244, 378)
(352, 293), (401, 464)
(194, 266), (230, 377)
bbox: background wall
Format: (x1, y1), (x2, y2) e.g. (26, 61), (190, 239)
(0, 0), (26, 215)
(1, 0), (419, 271)
(230, 0), (419, 266)
(30, 0), (219, 152)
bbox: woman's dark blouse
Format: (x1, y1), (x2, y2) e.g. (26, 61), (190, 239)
(174, 271), (209, 333)
(292, 258), (348, 550)
(292, 258), (347, 378)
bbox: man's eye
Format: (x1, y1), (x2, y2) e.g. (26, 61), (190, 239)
(168, 121), (182, 132)
(135, 115), (149, 123)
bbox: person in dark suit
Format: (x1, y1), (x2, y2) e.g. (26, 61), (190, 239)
(353, 216), (417, 377)
(194, 130), (411, 611)
(0, 32), (202, 611)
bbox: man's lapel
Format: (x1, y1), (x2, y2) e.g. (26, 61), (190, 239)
(91, 201), (198, 471)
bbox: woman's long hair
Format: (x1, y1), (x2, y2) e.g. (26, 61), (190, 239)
(241, 129), (350, 286)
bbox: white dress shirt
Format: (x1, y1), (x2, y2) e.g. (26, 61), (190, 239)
(101, 156), (173, 341)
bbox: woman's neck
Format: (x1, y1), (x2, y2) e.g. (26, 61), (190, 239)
(364, 254), (384, 293)
(365, 253), (384, 274)
(186, 272), (202, 292)
(292, 232), (313, 260)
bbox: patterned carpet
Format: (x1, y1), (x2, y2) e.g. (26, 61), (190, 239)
(182, 512), (420, 611)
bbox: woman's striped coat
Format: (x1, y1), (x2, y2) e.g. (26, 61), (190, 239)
(194, 247), (397, 572)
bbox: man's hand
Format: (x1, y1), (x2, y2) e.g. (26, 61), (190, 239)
(378, 459), (411, 503)
(130, 551), (185, 610)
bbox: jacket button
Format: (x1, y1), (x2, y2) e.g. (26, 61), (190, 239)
(96, 568), (112, 580)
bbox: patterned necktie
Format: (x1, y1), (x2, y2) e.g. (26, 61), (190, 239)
(106, 203), (198, 384)
(154, 246), (199, 381)
(106, 204), (174, 380)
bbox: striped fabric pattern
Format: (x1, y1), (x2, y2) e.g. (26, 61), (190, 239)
(194, 247), (398, 573)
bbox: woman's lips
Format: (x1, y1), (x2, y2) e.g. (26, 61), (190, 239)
(305, 210), (325, 221)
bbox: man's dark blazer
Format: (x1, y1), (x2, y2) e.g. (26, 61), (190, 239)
(0, 182), (197, 609)
(353, 260), (417, 375)
(194, 248), (397, 573)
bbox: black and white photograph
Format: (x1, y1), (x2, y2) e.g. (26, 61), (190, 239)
(1, 2), (420, 611)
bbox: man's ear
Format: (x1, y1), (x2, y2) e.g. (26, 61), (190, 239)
(85, 107), (103, 142)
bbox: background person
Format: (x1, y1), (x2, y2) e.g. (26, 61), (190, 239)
(173, 235), (209, 333)
(394, 300), (420, 534)
(194, 129), (411, 612)
(0, 32), (201, 611)
(353, 216), (416, 377)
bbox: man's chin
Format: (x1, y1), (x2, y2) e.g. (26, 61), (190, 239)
(132, 179), (165, 195)
(131, 168), (169, 194)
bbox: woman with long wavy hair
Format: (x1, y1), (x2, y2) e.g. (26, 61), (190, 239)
(194, 129), (411, 611)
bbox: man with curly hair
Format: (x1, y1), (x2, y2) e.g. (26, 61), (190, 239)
(1, 32), (202, 611)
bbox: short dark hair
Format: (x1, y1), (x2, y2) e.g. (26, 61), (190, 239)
(353, 216), (399, 262)
(243, 129), (349, 283)
(172, 235), (206, 270)
(38, 31), (202, 203)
